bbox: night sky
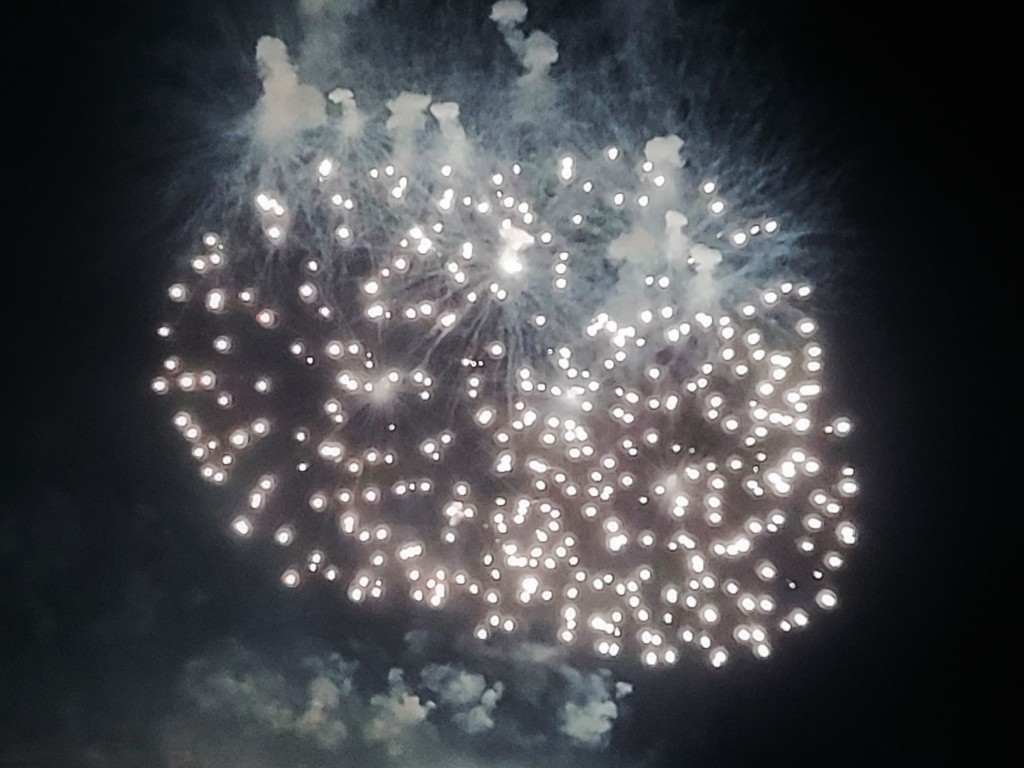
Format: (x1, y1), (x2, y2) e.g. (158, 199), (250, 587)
(4, 1), (1001, 766)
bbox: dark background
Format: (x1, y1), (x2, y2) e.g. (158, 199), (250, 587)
(3, 1), (1006, 765)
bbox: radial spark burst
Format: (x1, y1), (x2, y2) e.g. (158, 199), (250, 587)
(155, 1), (858, 668)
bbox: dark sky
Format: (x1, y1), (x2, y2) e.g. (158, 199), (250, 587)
(4, 1), (1003, 766)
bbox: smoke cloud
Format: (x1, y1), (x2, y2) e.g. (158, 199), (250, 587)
(254, 36), (327, 145)
(183, 0), (835, 335)
(160, 639), (637, 768)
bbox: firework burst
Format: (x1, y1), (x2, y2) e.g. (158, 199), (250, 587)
(154, 0), (858, 667)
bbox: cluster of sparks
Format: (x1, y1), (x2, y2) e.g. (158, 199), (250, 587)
(156, 139), (858, 668)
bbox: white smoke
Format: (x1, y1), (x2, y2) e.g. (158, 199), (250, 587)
(254, 36), (327, 145)
(430, 101), (471, 167)
(160, 641), (636, 767)
(365, 668), (435, 757)
(489, 0), (528, 27)
(380, 91), (431, 169)
(218, 0), (829, 346)
(172, 0), (833, 320)
(488, 0), (559, 83)
(561, 691), (619, 748)
(328, 86), (363, 139)
(421, 664), (504, 734)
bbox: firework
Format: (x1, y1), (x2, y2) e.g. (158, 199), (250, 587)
(154, 1), (858, 667)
